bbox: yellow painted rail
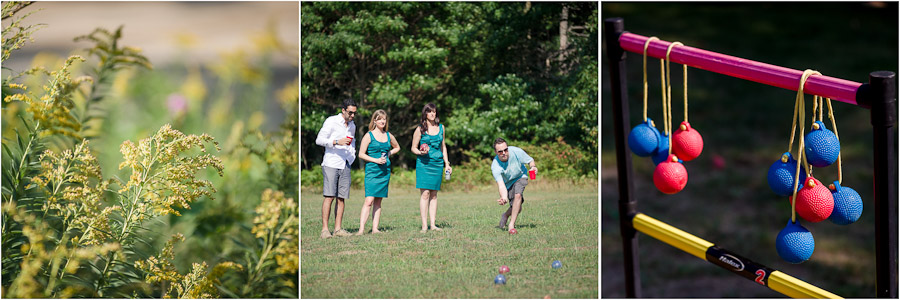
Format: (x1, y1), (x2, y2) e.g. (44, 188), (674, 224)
(632, 213), (842, 299)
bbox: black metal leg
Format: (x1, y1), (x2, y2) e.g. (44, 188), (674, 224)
(604, 17), (641, 298)
(868, 71), (898, 298)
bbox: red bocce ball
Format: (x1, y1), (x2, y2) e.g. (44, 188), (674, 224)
(672, 121), (703, 161)
(789, 177), (834, 223)
(653, 154), (688, 194)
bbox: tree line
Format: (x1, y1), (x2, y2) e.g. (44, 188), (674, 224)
(301, 2), (598, 170)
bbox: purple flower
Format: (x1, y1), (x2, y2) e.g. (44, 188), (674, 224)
(167, 94), (188, 116)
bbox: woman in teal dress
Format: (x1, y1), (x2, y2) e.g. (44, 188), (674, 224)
(355, 109), (400, 235)
(411, 103), (452, 232)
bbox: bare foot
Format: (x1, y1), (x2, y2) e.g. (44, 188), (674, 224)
(431, 226), (443, 231)
(354, 230), (364, 236)
(372, 230), (383, 234)
(420, 227), (428, 233)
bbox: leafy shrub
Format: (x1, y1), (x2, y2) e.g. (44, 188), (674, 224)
(2, 3), (299, 298)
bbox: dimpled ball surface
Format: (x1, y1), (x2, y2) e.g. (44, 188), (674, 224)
(494, 274), (507, 284)
(653, 155), (687, 194)
(829, 182), (863, 225)
(804, 121), (840, 167)
(775, 220), (815, 264)
(552, 260), (562, 269)
(651, 134), (670, 165)
(789, 178), (834, 223)
(767, 153), (806, 197)
(628, 120), (660, 157)
(672, 121), (703, 161)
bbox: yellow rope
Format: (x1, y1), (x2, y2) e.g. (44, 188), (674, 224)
(659, 58), (668, 140)
(826, 98), (842, 184)
(642, 37), (658, 122)
(683, 63), (688, 123)
(790, 70), (821, 223)
(811, 95), (819, 124)
(788, 85), (800, 153)
(665, 42), (683, 154)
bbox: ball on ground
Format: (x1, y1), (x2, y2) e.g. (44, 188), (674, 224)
(552, 260), (562, 269)
(494, 274), (507, 284)
(499, 265), (510, 274)
(509, 228), (517, 235)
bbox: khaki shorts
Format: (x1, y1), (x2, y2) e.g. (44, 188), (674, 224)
(322, 164), (351, 199)
(507, 176), (528, 205)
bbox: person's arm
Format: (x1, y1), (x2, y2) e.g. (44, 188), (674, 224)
(315, 118), (336, 148)
(411, 127), (427, 155)
(441, 126), (451, 173)
(388, 133), (401, 156)
(497, 181), (509, 205)
(529, 160), (537, 175)
(358, 134), (381, 164)
(492, 163), (508, 205)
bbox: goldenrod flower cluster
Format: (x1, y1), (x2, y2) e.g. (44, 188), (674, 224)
(135, 234), (241, 299)
(4, 56), (92, 139)
(3, 203), (119, 298)
(30, 140), (115, 246)
(252, 189), (298, 275)
(118, 124), (224, 218)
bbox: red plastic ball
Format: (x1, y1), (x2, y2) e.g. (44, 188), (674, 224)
(788, 177), (834, 223)
(672, 121), (703, 161)
(653, 154), (688, 194)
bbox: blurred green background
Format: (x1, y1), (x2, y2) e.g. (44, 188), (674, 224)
(601, 2), (897, 298)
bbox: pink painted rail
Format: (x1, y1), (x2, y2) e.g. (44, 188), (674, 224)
(619, 32), (863, 106)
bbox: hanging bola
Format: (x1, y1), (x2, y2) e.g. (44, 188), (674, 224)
(627, 37), (662, 158)
(652, 41), (688, 194)
(775, 70), (820, 264)
(774, 70), (863, 264)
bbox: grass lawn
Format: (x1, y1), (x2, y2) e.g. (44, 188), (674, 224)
(300, 181), (598, 298)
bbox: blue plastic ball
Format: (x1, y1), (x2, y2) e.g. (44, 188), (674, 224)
(628, 118), (661, 157)
(775, 220), (815, 264)
(551, 260), (562, 269)
(829, 181), (863, 225)
(804, 121), (840, 167)
(651, 134), (670, 165)
(494, 274), (507, 284)
(767, 152), (807, 197)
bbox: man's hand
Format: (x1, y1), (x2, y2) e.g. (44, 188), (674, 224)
(497, 197), (508, 205)
(337, 137), (352, 146)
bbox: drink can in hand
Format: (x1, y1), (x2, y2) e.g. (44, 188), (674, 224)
(445, 168), (451, 180)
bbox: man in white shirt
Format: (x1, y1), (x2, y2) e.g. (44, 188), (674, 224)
(315, 99), (358, 238)
(491, 138), (537, 233)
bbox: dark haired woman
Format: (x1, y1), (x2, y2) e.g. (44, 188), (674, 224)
(411, 103), (452, 232)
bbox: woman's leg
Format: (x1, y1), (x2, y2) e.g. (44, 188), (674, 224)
(419, 189), (430, 232)
(372, 197), (383, 233)
(356, 196), (375, 235)
(429, 190), (441, 230)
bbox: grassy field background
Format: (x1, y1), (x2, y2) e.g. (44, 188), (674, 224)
(300, 181), (598, 298)
(602, 2), (897, 298)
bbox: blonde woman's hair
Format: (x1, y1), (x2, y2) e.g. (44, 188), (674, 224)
(368, 109), (389, 132)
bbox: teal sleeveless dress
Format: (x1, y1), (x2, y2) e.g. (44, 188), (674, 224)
(416, 124), (444, 190)
(364, 131), (392, 197)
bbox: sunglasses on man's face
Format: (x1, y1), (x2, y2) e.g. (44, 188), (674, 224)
(496, 148), (509, 154)
(344, 109), (357, 115)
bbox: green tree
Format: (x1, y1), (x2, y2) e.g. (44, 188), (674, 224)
(301, 2), (597, 171)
